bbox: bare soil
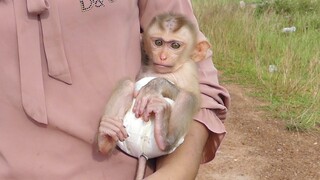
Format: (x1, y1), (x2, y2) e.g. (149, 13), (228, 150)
(196, 83), (320, 180)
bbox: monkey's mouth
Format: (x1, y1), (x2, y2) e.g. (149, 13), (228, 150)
(153, 63), (173, 73)
(153, 63), (173, 68)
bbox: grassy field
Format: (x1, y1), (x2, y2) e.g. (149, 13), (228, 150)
(192, 0), (320, 130)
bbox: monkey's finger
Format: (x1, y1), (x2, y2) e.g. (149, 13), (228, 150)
(110, 118), (129, 139)
(111, 120), (128, 140)
(101, 120), (128, 141)
(147, 99), (169, 119)
(142, 110), (151, 122)
(138, 97), (149, 116)
(144, 103), (162, 122)
(133, 96), (149, 118)
(102, 129), (120, 142)
(99, 125), (120, 142)
(99, 122), (117, 134)
(133, 99), (141, 117)
(100, 118), (118, 129)
(99, 122), (127, 141)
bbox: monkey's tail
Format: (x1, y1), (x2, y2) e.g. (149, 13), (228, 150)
(135, 154), (148, 180)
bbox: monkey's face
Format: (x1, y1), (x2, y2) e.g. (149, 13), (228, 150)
(147, 36), (187, 74)
(143, 17), (197, 74)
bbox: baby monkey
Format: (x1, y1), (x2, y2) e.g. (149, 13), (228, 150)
(97, 13), (210, 180)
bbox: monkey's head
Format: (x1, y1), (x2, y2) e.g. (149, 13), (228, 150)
(143, 13), (198, 74)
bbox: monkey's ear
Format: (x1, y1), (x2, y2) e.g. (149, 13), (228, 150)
(191, 41), (211, 62)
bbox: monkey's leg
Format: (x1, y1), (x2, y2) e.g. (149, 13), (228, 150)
(98, 79), (135, 154)
(156, 91), (197, 151)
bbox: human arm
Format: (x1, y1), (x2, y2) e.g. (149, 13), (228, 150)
(145, 120), (209, 180)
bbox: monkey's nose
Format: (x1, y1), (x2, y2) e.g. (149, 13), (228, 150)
(160, 53), (167, 61)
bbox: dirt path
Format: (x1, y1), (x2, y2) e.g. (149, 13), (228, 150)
(196, 84), (320, 180)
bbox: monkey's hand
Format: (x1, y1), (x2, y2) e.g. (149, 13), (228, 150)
(97, 116), (128, 154)
(135, 94), (173, 151)
(133, 89), (174, 151)
(133, 77), (178, 117)
(132, 85), (162, 119)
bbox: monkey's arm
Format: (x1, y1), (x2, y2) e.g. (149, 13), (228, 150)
(98, 79), (134, 154)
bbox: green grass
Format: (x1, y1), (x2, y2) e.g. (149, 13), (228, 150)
(192, 0), (320, 131)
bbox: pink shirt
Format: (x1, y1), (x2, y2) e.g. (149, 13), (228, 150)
(0, 0), (230, 179)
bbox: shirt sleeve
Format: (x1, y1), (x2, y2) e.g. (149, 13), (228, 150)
(138, 0), (231, 163)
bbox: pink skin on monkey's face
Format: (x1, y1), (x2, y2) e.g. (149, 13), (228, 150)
(152, 51), (176, 73)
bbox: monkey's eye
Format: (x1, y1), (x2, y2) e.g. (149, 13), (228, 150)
(154, 39), (163, 46)
(170, 42), (181, 49)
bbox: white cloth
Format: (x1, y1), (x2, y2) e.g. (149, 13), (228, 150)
(117, 77), (184, 159)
